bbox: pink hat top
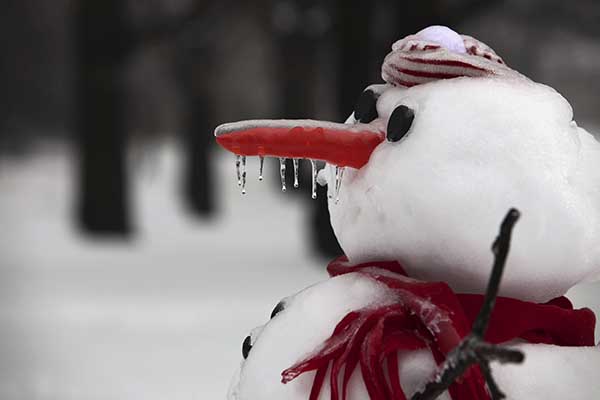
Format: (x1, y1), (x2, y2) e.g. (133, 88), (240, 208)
(382, 26), (515, 87)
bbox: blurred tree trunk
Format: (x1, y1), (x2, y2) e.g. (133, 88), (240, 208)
(74, 1), (132, 235)
(169, 4), (219, 217)
(175, 37), (215, 216)
(181, 96), (215, 215)
(335, 0), (374, 121)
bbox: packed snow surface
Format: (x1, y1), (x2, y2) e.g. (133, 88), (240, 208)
(229, 273), (398, 400)
(324, 77), (600, 303)
(412, 25), (466, 54)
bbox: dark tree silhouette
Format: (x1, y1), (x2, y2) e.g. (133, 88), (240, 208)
(74, 0), (133, 235)
(181, 97), (216, 215)
(74, 1), (217, 234)
(334, 0), (375, 123)
(174, 35), (216, 216)
(135, 1), (218, 216)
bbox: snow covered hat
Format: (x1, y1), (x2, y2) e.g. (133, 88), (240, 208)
(382, 26), (513, 87)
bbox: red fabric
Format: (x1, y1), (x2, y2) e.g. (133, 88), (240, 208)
(382, 33), (507, 88)
(327, 256), (407, 277)
(282, 256), (596, 400)
(458, 294), (595, 347)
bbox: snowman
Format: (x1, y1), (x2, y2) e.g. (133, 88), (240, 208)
(214, 26), (600, 399)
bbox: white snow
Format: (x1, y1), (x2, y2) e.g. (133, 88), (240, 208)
(415, 26), (467, 54)
(493, 342), (600, 398)
(325, 76), (600, 303)
(214, 119), (380, 137)
(0, 141), (327, 400)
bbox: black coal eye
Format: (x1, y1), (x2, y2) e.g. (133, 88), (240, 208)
(270, 300), (286, 319)
(354, 89), (379, 123)
(242, 335), (252, 359)
(387, 105), (414, 143)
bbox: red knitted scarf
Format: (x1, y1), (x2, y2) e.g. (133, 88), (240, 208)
(281, 256), (596, 400)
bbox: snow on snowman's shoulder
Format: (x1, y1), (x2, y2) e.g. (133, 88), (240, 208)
(379, 343), (600, 400)
(493, 343), (600, 399)
(229, 273), (398, 400)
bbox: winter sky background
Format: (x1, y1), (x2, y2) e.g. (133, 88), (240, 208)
(1, 1), (600, 399)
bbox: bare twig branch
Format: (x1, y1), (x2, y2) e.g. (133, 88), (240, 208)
(477, 358), (504, 399)
(411, 208), (524, 400)
(472, 208), (520, 338)
(477, 342), (524, 364)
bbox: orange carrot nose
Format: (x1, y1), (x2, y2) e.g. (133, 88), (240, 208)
(214, 119), (385, 170)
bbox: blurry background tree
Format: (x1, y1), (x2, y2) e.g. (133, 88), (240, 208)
(1, 0), (599, 255)
(75, 1), (132, 234)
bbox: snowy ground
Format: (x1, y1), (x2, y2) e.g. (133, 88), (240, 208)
(0, 141), (325, 400)
(0, 141), (597, 400)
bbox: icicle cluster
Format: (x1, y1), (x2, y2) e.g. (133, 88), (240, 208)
(231, 155), (346, 202)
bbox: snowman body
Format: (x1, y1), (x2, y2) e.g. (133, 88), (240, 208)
(228, 273), (600, 400)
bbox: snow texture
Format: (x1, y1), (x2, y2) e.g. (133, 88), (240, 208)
(320, 76), (600, 303)
(493, 342), (600, 398)
(414, 25), (467, 54)
(215, 119), (380, 137)
(230, 272), (600, 399)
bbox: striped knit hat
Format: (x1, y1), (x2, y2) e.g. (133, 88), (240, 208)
(382, 26), (515, 87)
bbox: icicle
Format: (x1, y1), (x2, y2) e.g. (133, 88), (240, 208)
(310, 160), (317, 199)
(279, 158), (287, 192)
(235, 155), (241, 186)
(293, 159), (299, 188)
(334, 167), (345, 204)
(258, 156), (264, 181)
(241, 156), (247, 194)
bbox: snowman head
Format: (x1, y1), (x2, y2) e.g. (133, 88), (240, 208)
(325, 77), (600, 303)
(215, 27), (600, 302)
